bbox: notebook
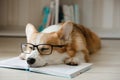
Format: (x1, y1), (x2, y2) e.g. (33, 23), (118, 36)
(0, 57), (92, 78)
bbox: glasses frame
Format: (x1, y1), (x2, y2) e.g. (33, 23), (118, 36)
(21, 43), (65, 55)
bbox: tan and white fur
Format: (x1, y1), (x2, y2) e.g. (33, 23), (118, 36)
(19, 21), (101, 67)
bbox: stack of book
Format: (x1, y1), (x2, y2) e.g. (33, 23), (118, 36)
(62, 4), (80, 24)
(38, 0), (59, 32)
(38, 0), (80, 32)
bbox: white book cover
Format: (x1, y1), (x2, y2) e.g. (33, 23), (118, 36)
(69, 5), (75, 22)
(63, 5), (71, 21)
(55, 0), (59, 24)
(74, 4), (80, 24)
(0, 57), (92, 78)
(49, 0), (55, 25)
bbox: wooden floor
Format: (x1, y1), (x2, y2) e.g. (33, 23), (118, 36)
(0, 37), (120, 80)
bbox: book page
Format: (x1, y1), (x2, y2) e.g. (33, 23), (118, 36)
(0, 57), (92, 78)
(0, 57), (28, 69)
(30, 63), (92, 78)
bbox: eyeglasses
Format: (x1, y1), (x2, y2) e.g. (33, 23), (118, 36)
(21, 43), (65, 55)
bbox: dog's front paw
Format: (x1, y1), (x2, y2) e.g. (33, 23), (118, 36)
(64, 57), (80, 66)
(19, 53), (26, 60)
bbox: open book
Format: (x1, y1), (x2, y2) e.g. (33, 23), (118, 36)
(0, 57), (92, 78)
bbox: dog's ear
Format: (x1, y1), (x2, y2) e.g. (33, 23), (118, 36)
(26, 23), (38, 42)
(57, 21), (73, 40)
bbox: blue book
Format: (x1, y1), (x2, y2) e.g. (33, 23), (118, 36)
(38, 7), (50, 32)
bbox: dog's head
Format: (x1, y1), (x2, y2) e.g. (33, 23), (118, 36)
(20, 22), (73, 67)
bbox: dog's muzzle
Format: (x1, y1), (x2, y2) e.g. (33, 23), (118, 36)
(27, 58), (36, 65)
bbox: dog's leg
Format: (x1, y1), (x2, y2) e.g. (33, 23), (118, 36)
(82, 49), (90, 62)
(19, 53), (26, 60)
(64, 50), (80, 66)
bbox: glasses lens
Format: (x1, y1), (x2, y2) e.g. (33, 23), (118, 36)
(38, 45), (52, 55)
(22, 44), (33, 54)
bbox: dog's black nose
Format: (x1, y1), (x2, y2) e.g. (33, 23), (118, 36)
(27, 58), (36, 65)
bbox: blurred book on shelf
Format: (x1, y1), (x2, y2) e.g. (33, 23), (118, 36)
(63, 4), (80, 23)
(38, 0), (80, 32)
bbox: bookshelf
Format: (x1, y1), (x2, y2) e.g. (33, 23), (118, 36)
(1, 0), (120, 38)
(0, 0), (80, 37)
(0, 0), (52, 36)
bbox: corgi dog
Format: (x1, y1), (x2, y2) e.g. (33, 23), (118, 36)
(19, 21), (101, 67)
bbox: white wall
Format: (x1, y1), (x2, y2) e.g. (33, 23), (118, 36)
(0, 0), (120, 37)
(78, 0), (120, 38)
(0, 0), (50, 30)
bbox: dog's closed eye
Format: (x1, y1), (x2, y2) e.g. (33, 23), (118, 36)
(29, 47), (34, 50)
(40, 48), (50, 51)
(39, 47), (51, 54)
